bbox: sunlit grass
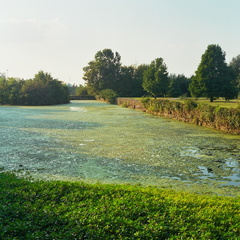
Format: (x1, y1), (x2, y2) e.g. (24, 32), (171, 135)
(0, 172), (239, 239)
(138, 97), (240, 108)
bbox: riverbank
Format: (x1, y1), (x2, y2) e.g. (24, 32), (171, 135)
(117, 98), (240, 135)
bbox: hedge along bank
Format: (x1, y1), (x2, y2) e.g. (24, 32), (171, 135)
(117, 98), (240, 135)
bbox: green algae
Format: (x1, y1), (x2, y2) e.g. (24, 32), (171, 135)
(0, 100), (239, 196)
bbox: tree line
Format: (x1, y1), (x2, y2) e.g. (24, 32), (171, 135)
(1, 44), (239, 106)
(0, 71), (70, 105)
(82, 45), (240, 102)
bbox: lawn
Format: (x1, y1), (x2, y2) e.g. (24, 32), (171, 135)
(176, 98), (240, 108)
(133, 97), (240, 108)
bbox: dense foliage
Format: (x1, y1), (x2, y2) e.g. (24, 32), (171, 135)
(83, 49), (147, 98)
(167, 74), (190, 97)
(83, 49), (122, 95)
(99, 88), (118, 104)
(118, 65), (148, 97)
(83, 45), (240, 102)
(189, 44), (238, 102)
(0, 173), (239, 239)
(229, 54), (240, 91)
(83, 50), (190, 99)
(0, 71), (70, 105)
(142, 58), (169, 98)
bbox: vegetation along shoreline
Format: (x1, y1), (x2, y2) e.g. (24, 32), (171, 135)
(117, 97), (240, 135)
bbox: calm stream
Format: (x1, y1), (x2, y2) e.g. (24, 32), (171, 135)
(0, 100), (239, 195)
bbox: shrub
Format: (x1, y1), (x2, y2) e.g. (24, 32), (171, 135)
(99, 89), (118, 104)
(140, 97), (151, 107)
(121, 101), (129, 108)
(184, 99), (198, 111)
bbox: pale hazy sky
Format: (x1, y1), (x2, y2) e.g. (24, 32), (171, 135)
(1, 0), (240, 85)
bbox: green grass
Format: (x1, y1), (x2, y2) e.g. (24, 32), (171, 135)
(178, 98), (240, 108)
(148, 97), (240, 108)
(133, 97), (240, 108)
(1, 173), (239, 239)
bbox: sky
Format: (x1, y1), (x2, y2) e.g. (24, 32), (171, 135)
(1, 0), (240, 85)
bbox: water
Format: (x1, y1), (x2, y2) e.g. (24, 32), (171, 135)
(0, 100), (239, 195)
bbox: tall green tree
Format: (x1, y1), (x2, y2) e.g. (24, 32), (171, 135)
(118, 65), (135, 96)
(229, 54), (240, 95)
(189, 44), (237, 102)
(221, 67), (238, 100)
(189, 75), (203, 98)
(83, 49), (121, 95)
(167, 74), (190, 97)
(0, 75), (7, 104)
(142, 58), (169, 98)
(117, 64), (148, 97)
(133, 64), (149, 97)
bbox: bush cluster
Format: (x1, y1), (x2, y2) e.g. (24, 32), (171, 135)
(0, 71), (70, 106)
(99, 89), (118, 104)
(0, 173), (239, 239)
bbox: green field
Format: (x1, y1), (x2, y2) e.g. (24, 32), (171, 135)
(0, 173), (239, 239)
(158, 97), (240, 108)
(134, 97), (240, 108)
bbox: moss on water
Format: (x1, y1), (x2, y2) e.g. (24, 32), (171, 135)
(0, 100), (239, 196)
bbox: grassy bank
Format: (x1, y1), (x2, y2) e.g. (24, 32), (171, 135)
(1, 173), (239, 239)
(117, 98), (240, 134)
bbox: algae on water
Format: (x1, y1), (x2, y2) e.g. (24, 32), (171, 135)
(0, 100), (239, 196)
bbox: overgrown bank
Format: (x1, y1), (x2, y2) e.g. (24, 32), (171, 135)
(117, 98), (240, 135)
(0, 173), (239, 239)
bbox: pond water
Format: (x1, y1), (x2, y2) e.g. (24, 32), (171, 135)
(0, 100), (240, 196)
